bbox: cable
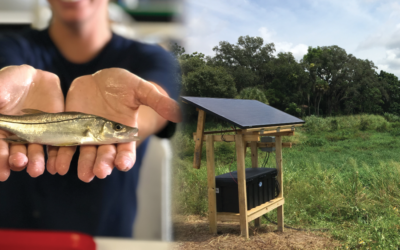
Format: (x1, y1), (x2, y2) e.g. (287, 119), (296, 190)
(220, 126), (227, 142)
(274, 178), (280, 197)
(261, 151), (270, 168)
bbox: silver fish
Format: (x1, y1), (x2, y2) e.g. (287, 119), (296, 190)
(0, 109), (139, 146)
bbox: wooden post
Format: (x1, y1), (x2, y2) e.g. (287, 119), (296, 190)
(250, 132), (261, 227)
(275, 135), (284, 232)
(236, 131), (249, 238)
(193, 109), (206, 169)
(250, 141), (258, 169)
(206, 135), (217, 234)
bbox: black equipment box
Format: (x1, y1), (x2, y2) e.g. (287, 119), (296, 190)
(216, 168), (277, 213)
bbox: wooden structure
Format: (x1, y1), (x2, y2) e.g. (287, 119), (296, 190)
(182, 97), (304, 239)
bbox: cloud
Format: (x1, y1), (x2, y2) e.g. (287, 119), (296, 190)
(380, 49), (400, 68)
(275, 42), (309, 61)
(258, 27), (274, 43)
(184, 0), (400, 77)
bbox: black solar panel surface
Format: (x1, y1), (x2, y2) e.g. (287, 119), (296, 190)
(181, 96), (305, 129)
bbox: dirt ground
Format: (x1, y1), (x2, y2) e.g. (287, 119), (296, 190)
(173, 215), (342, 250)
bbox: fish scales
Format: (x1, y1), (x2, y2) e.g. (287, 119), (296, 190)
(0, 111), (139, 146)
(0, 112), (96, 124)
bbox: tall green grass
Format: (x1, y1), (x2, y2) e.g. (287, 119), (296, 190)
(172, 114), (400, 249)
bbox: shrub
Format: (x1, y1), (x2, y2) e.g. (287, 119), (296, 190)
(304, 115), (328, 132)
(384, 112), (400, 123)
(376, 121), (390, 132)
(330, 119), (339, 131)
(359, 118), (369, 131)
(390, 128), (400, 136)
(285, 102), (301, 117)
(304, 138), (326, 147)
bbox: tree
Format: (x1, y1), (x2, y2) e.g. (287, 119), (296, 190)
(314, 77), (329, 116)
(344, 59), (386, 114)
(303, 46), (355, 115)
(170, 42), (185, 58)
(267, 52), (309, 111)
(210, 36), (275, 91)
(379, 70), (400, 115)
(179, 52), (206, 76)
(182, 66), (237, 98)
(239, 87), (269, 104)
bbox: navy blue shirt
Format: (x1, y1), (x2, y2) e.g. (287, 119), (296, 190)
(0, 29), (179, 237)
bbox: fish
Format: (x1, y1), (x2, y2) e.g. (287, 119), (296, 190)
(0, 109), (139, 146)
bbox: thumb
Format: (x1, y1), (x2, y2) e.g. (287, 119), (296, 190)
(135, 79), (182, 123)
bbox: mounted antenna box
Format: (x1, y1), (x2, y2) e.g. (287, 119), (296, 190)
(260, 136), (275, 152)
(215, 168), (277, 213)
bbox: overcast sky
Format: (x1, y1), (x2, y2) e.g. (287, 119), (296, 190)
(184, 0), (400, 77)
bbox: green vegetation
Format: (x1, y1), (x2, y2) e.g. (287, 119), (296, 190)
(173, 36), (400, 119)
(171, 34), (400, 249)
(172, 114), (400, 249)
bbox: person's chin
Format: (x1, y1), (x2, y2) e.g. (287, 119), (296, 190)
(60, 12), (90, 24)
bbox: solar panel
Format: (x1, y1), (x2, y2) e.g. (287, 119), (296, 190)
(181, 96), (305, 129)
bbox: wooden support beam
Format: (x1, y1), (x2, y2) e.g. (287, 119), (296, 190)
(193, 134), (260, 142)
(245, 124), (303, 133)
(194, 129), (295, 137)
(250, 132), (261, 227)
(206, 135), (217, 235)
(277, 205), (284, 232)
(259, 129), (295, 136)
(235, 132), (249, 238)
(202, 129), (240, 135)
(247, 198), (285, 222)
(217, 212), (240, 222)
(216, 197), (285, 223)
(275, 135), (284, 232)
(193, 110), (206, 169)
(194, 133), (296, 143)
(250, 135), (258, 169)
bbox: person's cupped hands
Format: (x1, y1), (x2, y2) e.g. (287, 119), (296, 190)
(0, 65), (64, 181)
(0, 65), (181, 182)
(51, 68), (181, 182)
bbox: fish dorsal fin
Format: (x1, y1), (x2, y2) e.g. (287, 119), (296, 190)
(21, 109), (47, 114)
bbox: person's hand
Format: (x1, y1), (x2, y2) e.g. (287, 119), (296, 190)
(52, 68), (181, 182)
(0, 65), (64, 181)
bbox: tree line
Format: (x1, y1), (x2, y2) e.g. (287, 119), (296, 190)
(172, 36), (400, 117)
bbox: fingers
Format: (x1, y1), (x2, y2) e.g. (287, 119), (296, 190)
(9, 144), (28, 171)
(26, 144), (45, 178)
(0, 139), (10, 181)
(77, 146), (97, 183)
(114, 142), (136, 172)
(93, 145), (116, 179)
(55, 146), (77, 176)
(78, 143), (135, 182)
(46, 146), (58, 175)
(136, 80), (182, 123)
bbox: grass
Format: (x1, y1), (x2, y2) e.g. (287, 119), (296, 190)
(171, 114), (400, 249)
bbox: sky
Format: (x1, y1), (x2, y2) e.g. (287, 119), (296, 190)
(184, 0), (400, 78)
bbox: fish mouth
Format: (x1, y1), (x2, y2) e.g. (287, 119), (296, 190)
(115, 131), (140, 143)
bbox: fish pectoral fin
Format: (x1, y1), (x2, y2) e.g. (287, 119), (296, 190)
(1, 135), (29, 144)
(21, 108), (47, 114)
(84, 129), (98, 140)
(84, 129), (92, 137)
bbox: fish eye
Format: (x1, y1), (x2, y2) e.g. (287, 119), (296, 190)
(113, 123), (124, 131)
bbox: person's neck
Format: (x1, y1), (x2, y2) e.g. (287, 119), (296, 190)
(49, 17), (112, 64)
